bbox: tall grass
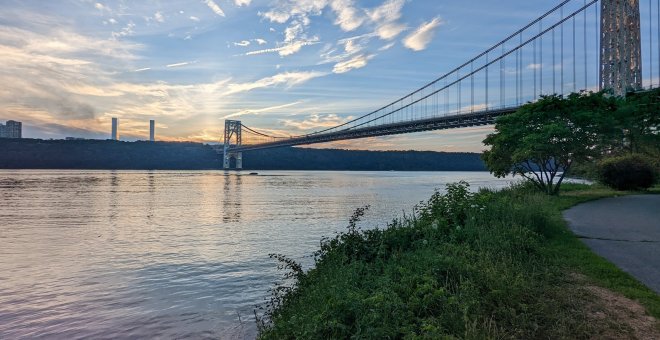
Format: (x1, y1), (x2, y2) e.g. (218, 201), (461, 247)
(257, 182), (657, 339)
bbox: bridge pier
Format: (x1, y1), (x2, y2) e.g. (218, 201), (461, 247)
(223, 149), (242, 169)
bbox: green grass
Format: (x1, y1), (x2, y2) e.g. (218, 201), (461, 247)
(257, 182), (660, 339)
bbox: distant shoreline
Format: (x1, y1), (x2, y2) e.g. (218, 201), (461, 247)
(0, 139), (488, 172)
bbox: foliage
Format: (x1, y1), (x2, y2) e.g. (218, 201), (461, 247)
(0, 139), (488, 171)
(598, 154), (657, 190)
(616, 89), (660, 155)
(257, 182), (660, 339)
(257, 182), (617, 339)
(483, 92), (618, 195)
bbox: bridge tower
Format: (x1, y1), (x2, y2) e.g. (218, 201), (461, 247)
(223, 120), (242, 169)
(600, 0), (643, 96)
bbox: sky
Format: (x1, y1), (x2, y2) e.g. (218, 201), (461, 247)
(0, 0), (567, 152)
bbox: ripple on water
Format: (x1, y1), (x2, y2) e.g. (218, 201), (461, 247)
(0, 170), (515, 339)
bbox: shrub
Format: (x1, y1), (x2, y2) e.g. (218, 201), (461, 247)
(598, 154), (656, 190)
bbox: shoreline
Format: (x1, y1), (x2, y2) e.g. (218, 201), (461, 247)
(257, 183), (660, 338)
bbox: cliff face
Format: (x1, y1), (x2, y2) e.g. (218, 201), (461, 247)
(0, 139), (486, 171)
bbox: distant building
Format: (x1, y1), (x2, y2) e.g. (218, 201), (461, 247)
(65, 137), (86, 141)
(0, 120), (22, 139)
(149, 120), (155, 142)
(111, 118), (118, 140)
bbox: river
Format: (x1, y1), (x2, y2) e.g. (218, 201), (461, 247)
(0, 170), (516, 339)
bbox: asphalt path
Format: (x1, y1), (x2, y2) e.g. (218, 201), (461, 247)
(563, 195), (660, 294)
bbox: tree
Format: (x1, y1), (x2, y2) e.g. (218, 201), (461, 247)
(616, 89), (660, 156)
(482, 92), (618, 195)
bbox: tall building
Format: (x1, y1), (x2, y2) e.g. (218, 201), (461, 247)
(0, 120), (22, 138)
(111, 117), (118, 140)
(149, 120), (155, 142)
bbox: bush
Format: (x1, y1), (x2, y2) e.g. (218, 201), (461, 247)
(257, 183), (592, 339)
(598, 154), (656, 190)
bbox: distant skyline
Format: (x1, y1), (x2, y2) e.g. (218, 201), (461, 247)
(0, 0), (561, 151)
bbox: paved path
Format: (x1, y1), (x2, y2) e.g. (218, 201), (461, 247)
(563, 195), (660, 294)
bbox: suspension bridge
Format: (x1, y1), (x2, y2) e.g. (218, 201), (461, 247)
(220, 0), (654, 169)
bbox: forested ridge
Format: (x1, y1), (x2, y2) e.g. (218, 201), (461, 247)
(0, 139), (486, 171)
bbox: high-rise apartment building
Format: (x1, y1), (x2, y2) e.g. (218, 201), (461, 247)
(149, 120), (155, 142)
(111, 118), (118, 140)
(0, 120), (22, 138)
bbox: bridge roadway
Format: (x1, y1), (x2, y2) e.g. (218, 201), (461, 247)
(229, 107), (517, 152)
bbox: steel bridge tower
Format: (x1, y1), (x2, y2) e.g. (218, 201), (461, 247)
(600, 0), (643, 96)
(223, 120), (242, 169)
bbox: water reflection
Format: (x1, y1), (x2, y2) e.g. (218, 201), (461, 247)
(223, 174), (242, 223)
(0, 170), (515, 339)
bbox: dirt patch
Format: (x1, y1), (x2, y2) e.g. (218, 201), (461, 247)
(571, 273), (660, 339)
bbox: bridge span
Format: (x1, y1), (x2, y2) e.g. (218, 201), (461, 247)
(220, 0), (652, 169)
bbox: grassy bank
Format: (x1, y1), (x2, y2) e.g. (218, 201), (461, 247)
(258, 183), (659, 339)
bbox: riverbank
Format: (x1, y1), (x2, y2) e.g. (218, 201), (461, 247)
(258, 183), (660, 339)
(0, 139), (486, 171)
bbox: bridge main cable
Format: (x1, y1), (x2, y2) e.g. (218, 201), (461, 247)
(297, 0), (580, 137)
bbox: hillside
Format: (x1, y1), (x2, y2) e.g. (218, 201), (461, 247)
(0, 139), (486, 171)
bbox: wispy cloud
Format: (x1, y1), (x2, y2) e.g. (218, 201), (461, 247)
(154, 11), (165, 23)
(330, 0), (365, 32)
(221, 101), (303, 119)
(234, 0), (252, 6)
(203, 0), (225, 17)
(225, 71), (328, 95)
(245, 39), (319, 57)
(166, 61), (195, 68)
(367, 0), (407, 40)
(333, 54), (374, 74)
(281, 113), (353, 131)
(403, 17), (442, 51)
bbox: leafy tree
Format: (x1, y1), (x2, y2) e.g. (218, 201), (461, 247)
(483, 92), (618, 195)
(616, 89), (660, 156)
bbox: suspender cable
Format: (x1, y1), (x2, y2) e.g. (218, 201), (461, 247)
(573, 15), (577, 92)
(471, 61), (474, 112)
(584, 0), (588, 90)
(561, 6), (564, 94)
(501, 43), (505, 107)
(486, 53), (490, 109)
(540, 20), (544, 94)
(553, 27), (557, 94)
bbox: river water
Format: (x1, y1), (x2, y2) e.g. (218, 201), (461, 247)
(0, 170), (516, 339)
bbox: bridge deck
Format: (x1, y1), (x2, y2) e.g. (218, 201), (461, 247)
(228, 107), (516, 152)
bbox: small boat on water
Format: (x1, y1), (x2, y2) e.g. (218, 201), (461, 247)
(249, 172), (258, 175)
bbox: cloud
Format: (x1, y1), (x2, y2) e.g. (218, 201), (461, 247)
(203, 0), (225, 17)
(280, 113), (352, 131)
(367, 0), (407, 40)
(154, 11), (164, 23)
(221, 101), (303, 119)
(330, 0), (365, 32)
(225, 71), (328, 95)
(189, 16), (200, 22)
(254, 38), (267, 45)
(527, 63), (542, 70)
(333, 54), (374, 74)
(379, 42), (396, 51)
(367, 0), (405, 23)
(245, 39), (319, 57)
(166, 61), (194, 68)
(134, 67), (151, 72)
(234, 0), (252, 6)
(403, 17), (442, 51)
(234, 40), (250, 47)
(376, 22), (407, 40)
